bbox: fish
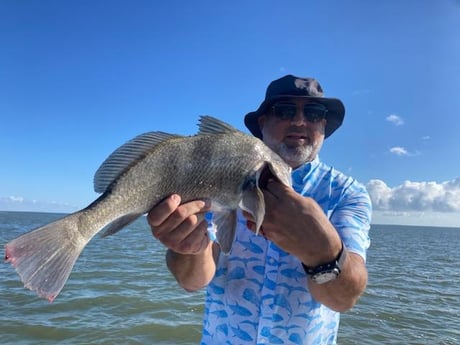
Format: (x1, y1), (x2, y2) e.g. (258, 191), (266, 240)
(4, 115), (292, 302)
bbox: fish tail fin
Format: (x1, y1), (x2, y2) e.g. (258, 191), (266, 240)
(4, 212), (88, 302)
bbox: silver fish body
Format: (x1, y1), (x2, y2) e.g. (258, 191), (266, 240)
(5, 116), (292, 302)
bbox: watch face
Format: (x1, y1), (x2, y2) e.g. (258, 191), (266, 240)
(312, 270), (339, 284)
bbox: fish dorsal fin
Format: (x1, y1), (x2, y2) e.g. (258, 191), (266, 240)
(94, 131), (181, 193)
(198, 115), (239, 135)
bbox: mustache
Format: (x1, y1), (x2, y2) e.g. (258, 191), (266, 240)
(285, 127), (309, 136)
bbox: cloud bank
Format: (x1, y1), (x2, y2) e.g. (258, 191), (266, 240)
(0, 196), (78, 213)
(367, 178), (460, 212)
(367, 178), (460, 227)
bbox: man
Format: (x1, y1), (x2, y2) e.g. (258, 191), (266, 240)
(148, 75), (372, 344)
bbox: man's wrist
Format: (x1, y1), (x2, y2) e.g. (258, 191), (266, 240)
(302, 241), (347, 284)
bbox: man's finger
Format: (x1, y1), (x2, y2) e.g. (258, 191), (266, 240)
(147, 194), (181, 227)
(157, 199), (211, 233)
(264, 179), (292, 199)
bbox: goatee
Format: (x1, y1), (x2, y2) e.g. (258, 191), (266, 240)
(262, 131), (322, 168)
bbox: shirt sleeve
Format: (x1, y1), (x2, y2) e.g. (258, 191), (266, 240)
(329, 178), (372, 261)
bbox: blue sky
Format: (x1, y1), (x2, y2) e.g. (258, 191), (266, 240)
(1, 0), (459, 227)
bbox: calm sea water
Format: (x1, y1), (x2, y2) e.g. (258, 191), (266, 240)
(0, 211), (459, 345)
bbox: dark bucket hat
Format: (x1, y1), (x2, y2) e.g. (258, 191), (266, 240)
(244, 74), (345, 139)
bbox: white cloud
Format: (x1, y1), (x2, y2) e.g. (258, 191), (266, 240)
(389, 146), (420, 157)
(386, 114), (404, 126)
(389, 146), (408, 156)
(8, 196), (24, 202)
(367, 178), (460, 212)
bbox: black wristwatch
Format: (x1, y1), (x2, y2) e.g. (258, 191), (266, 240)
(302, 241), (347, 284)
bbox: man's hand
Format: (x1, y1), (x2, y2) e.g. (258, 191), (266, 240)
(147, 195), (217, 291)
(147, 194), (212, 255)
(244, 179), (342, 266)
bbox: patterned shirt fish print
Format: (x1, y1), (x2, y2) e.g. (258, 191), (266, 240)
(200, 156), (372, 345)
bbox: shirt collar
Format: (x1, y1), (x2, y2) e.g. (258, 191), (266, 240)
(292, 155), (320, 184)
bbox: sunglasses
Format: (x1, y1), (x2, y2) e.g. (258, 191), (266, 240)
(271, 102), (328, 123)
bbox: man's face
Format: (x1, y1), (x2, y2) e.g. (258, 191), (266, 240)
(258, 98), (327, 168)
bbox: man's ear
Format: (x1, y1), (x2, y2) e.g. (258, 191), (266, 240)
(321, 118), (327, 135)
(257, 115), (266, 134)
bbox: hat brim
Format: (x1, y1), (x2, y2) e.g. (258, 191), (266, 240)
(244, 96), (345, 139)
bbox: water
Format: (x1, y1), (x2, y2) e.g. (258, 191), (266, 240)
(1, 211), (459, 345)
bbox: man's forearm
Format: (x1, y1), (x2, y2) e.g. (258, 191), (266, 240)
(166, 242), (217, 292)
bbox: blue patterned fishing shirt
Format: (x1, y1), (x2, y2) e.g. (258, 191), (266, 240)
(200, 156), (372, 345)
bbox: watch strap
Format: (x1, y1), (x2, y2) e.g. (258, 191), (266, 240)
(301, 241), (347, 276)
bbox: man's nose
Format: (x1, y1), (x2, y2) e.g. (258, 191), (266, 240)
(290, 108), (307, 125)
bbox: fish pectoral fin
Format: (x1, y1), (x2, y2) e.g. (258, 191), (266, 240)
(213, 210), (237, 255)
(100, 213), (142, 237)
(239, 185), (266, 235)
